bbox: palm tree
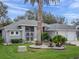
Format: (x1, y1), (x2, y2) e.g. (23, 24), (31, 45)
(24, 0), (60, 42)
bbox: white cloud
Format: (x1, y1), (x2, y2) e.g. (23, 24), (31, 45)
(69, 0), (79, 9)
(74, 0), (79, 2)
(70, 2), (79, 8)
(0, 0), (22, 2)
(5, 2), (29, 11)
(63, 13), (79, 24)
(64, 13), (79, 19)
(7, 8), (26, 19)
(4, 2), (29, 19)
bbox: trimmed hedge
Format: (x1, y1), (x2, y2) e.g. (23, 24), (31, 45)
(52, 35), (67, 47)
(41, 32), (50, 41)
(0, 35), (3, 43)
(11, 39), (22, 43)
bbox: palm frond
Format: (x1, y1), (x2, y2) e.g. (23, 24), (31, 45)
(24, 0), (28, 3)
(43, 0), (60, 5)
(24, 0), (36, 5)
(30, 0), (36, 5)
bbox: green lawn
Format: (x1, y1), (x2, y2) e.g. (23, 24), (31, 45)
(0, 44), (79, 59)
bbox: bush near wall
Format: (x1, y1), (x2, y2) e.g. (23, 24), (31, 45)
(41, 32), (50, 41)
(0, 34), (3, 43)
(11, 39), (22, 43)
(52, 35), (67, 47)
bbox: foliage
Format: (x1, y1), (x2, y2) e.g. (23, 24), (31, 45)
(52, 35), (67, 47)
(24, 0), (60, 5)
(14, 10), (65, 24)
(0, 44), (79, 59)
(0, 16), (13, 27)
(0, 1), (12, 27)
(42, 12), (57, 24)
(0, 1), (8, 17)
(24, 0), (60, 41)
(71, 19), (79, 26)
(11, 39), (22, 43)
(41, 32), (50, 41)
(0, 34), (3, 43)
(14, 16), (25, 22)
(25, 10), (36, 20)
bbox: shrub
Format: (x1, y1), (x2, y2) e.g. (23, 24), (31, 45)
(0, 35), (3, 43)
(52, 35), (67, 47)
(41, 32), (50, 41)
(11, 39), (22, 43)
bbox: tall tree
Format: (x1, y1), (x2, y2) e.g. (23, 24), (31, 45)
(0, 16), (13, 27)
(0, 1), (12, 27)
(24, 0), (60, 42)
(56, 16), (66, 24)
(43, 12), (57, 24)
(72, 19), (79, 26)
(14, 16), (25, 22)
(0, 1), (8, 20)
(25, 10), (36, 20)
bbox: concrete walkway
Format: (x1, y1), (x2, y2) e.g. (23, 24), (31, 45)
(67, 41), (79, 46)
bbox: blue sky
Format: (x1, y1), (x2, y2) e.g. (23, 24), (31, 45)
(1, 0), (79, 24)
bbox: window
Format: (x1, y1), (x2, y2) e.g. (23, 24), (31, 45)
(25, 26), (34, 32)
(26, 32), (34, 41)
(10, 31), (20, 36)
(11, 31), (14, 35)
(77, 28), (79, 29)
(16, 32), (18, 35)
(18, 26), (21, 29)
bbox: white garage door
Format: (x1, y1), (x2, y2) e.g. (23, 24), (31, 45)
(67, 32), (77, 41)
(58, 31), (67, 38)
(58, 31), (77, 41)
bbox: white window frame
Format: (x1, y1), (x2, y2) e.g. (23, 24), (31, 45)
(10, 31), (15, 36)
(10, 31), (20, 36)
(15, 31), (20, 36)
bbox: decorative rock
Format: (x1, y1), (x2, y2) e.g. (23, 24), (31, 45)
(3, 43), (12, 45)
(18, 46), (27, 52)
(52, 46), (65, 50)
(29, 45), (51, 49)
(76, 43), (79, 46)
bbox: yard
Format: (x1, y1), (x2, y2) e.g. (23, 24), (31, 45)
(0, 44), (79, 59)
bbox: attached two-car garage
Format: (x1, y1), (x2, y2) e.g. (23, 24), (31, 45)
(58, 31), (77, 41)
(47, 24), (77, 41)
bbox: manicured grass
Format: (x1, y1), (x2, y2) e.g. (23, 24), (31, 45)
(0, 44), (79, 59)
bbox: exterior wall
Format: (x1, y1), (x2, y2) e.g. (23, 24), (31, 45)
(5, 30), (11, 43)
(58, 31), (67, 38)
(58, 31), (77, 41)
(34, 27), (37, 41)
(3, 30), (22, 43)
(48, 31), (57, 38)
(2, 30), (6, 43)
(3, 26), (38, 43)
(9, 31), (22, 39)
(2, 30), (5, 39)
(21, 26), (26, 43)
(66, 32), (77, 41)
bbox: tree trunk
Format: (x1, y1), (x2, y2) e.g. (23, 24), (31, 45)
(37, 0), (43, 42)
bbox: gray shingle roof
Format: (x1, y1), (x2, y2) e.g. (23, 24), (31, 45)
(47, 23), (76, 31)
(4, 19), (48, 30)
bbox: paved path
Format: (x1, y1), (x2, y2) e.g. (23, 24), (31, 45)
(67, 41), (79, 46)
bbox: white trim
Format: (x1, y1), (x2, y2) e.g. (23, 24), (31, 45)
(10, 31), (20, 36)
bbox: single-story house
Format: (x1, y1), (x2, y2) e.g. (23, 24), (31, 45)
(1, 19), (78, 43)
